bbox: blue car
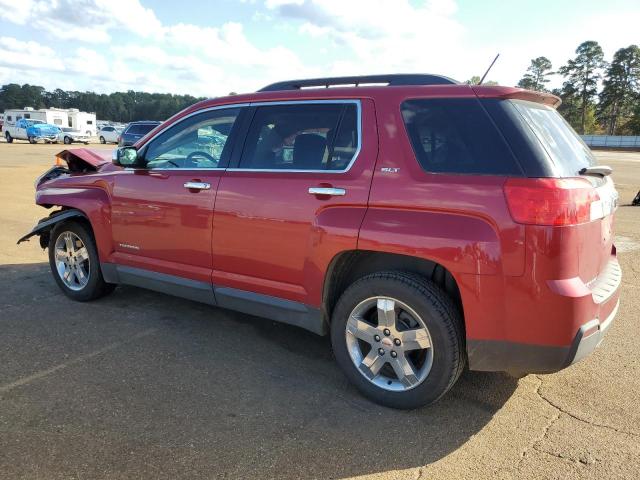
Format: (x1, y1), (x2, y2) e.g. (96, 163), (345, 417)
(4, 119), (60, 143)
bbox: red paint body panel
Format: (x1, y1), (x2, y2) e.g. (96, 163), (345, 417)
(211, 99), (378, 305)
(32, 82), (620, 372)
(108, 169), (224, 284)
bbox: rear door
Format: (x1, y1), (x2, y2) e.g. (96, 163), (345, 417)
(211, 99), (377, 307)
(110, 107), (243, 285)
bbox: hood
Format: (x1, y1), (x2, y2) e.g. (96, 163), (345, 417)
(27, 123), (60, 136)
(56, 148), (113, 171)
(34, 148), (118, 189)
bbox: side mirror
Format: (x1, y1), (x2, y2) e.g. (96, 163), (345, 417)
(112, 147), (141, 167)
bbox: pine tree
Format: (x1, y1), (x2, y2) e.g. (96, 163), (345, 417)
(559, 41), (606, 134)
(597, 45), (640, 134)
(517, 57), (553, 92)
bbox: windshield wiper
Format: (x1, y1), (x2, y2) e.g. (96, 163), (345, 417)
(579, 165), (613, 177)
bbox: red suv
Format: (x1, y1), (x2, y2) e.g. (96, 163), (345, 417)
(19, 75), (621, 409)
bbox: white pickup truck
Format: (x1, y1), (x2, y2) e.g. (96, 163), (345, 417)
(4, 118), (60, 143)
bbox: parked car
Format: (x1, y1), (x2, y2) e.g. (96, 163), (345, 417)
(98, 125), (123, 144)
(58, 127), (90, 145)
(118, 121), (161, 146)
(4, 118), (60, 143)
(18, 74), (621, 409)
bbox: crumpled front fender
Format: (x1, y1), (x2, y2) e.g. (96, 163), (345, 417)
(17, 209), (88, 246)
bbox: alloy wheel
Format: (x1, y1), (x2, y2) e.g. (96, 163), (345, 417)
(345, 296), (434, 392)
(54, 231), (90, 291)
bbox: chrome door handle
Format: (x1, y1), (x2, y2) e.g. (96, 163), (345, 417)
(184, 181), (211, 190)
(308, 187), (346, 196)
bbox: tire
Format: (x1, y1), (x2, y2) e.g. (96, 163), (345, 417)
(5, 132), (13, 143)
(99, 136), (106, 144)
(28, 136), (37, 144)
(63, 136), (72, 145)
(331, 271), (465, 409)
(48, 221), (116, 302)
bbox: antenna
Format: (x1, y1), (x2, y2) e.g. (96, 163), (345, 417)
(478, 54), (500, 85)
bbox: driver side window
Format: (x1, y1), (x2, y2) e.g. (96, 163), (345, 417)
(144, 108), (240, 169)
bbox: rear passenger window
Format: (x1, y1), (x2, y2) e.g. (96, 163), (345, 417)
(401, 98), (522, 175)
(239, 103), (359, 171)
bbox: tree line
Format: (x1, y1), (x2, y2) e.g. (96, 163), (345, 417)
(0, 84), (205, 123)
(2, 42), (638, 135)
(517, 42), (640, 135)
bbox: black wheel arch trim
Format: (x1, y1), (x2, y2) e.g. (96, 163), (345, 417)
(17, 209), (89, 245)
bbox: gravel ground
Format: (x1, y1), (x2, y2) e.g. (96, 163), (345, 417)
(0, 142), (638, 479)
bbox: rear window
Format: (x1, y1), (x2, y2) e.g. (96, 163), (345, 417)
(127, 123), (158, 135)
(509, 100), (596, 176)
(401, 98), (522, 176)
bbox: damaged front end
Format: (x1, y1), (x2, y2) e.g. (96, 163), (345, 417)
(17, 209), (88, 247)
(34, 148), (113, 188)
(19, 148), (115, 246)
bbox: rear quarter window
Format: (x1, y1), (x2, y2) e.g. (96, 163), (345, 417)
(509, 100), (596, 177)
(401, 98), (522, 176)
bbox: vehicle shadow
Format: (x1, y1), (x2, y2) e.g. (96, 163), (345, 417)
(0, 263), (518, 479)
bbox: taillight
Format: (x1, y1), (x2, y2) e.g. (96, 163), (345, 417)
(504, 178), (599, 226)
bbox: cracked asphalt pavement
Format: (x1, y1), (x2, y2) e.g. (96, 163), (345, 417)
(0, 142), (639, 479)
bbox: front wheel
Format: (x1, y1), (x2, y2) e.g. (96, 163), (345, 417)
(63, 136), (72, 144)
(28, 136), (37, 144)
(331, 272), (465, 409)
(48, 221), (116, 301)
(5, 132), (12, 143)
(99, 136), (106, 144)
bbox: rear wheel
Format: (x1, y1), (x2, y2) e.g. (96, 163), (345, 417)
(28, 136), (37, 144)
(331, 272), (465, 409)
(99, 136), (106, 144)
(48, 221), (115, 301)
(5, 132), (12, 143)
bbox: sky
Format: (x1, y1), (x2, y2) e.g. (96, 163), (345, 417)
(0, 0), (639, 97)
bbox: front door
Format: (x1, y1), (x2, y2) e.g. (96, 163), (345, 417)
(110, 107), (242, 284)
(212, 100), (377, 307)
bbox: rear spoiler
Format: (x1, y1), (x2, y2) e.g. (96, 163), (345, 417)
(472, 86), (561, 108)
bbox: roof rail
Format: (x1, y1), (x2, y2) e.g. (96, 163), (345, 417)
(258, 74), (459, 92)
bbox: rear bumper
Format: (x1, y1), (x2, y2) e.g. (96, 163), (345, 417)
(567, 298), (619, 366)
(467, 254), (621, 375)
(468, 299), (619, 375)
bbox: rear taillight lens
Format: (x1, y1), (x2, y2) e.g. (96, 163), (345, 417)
(504, 178), (599, 226)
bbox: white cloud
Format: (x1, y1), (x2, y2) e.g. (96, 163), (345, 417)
(0, 0), (162, 43)
(0, 36), (64, 72)
(0, 0), (33, 24)
(3, 0), (638, 98)
(267, 0), (467, 79)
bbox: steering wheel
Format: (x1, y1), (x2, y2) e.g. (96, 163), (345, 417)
(185, 151), (216, 167)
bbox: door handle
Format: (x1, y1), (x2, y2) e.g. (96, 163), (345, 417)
(308, 187), (346, 196)
(184, 181), (211, 190)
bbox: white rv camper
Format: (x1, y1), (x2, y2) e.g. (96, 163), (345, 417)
(2, 108), (97, 137)
(3, 107), (68, 128)
(67, 109), (97, 136)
